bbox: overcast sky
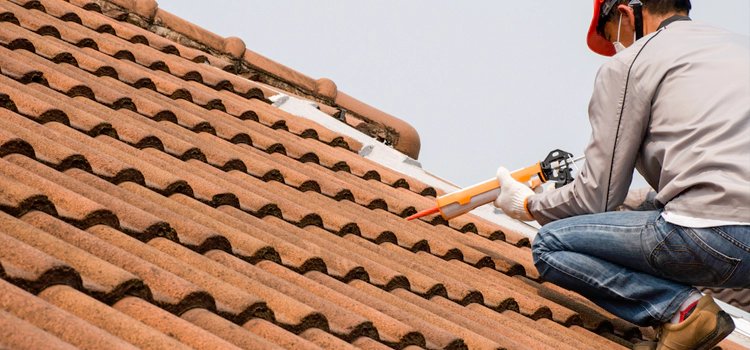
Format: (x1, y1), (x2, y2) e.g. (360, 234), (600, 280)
(156, 0), (750, 188)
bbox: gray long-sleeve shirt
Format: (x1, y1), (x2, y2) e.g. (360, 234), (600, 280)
(528, 19), (750, 226)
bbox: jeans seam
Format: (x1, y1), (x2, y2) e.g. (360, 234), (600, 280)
(711, 227), (750, 253)
(641, 221), (661, 276)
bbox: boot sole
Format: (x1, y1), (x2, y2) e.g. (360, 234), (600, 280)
(690, 310), (735, 350)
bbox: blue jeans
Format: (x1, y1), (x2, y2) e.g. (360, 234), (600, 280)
(532, 210), (750, 326)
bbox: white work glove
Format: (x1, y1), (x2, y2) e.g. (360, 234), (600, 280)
(494, 167), (535, 221)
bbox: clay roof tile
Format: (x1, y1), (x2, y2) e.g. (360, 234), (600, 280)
(22, 210), (216, 314)
(0, 308), (80, 350)
(259, 261), (426, 349)
(112, 297), (242, 350)
(207, 249), (377, 341)
(180, 308), (285, 350)
(0, 211), (149, 304)
(0, 155), (119, 229)
(38, 285), (193, 350)
(87, 225), (272, 324)
(0, 278), (139, 349)
(0, 230), (81, 293)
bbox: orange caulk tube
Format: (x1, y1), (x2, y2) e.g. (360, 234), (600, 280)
(406, 163), (545, 221)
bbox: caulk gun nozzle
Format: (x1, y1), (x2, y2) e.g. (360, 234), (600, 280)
(406, 206), (440, 221)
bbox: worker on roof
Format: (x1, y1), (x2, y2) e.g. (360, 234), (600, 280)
(493, 1), (750, 349)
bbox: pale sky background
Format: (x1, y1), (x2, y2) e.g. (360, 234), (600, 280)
(156, 1), (749, 189)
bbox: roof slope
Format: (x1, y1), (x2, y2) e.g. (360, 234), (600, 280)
(0, 0), (744, 349)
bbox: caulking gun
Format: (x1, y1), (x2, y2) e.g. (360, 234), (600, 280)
(406, 150), (585, 221)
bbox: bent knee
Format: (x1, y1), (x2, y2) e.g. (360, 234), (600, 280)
(531, 227), (552, 263)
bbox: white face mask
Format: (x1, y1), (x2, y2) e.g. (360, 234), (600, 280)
(613, 13), (627, 53)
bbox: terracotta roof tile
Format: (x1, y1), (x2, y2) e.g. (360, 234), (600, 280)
(0, 75), (67, 124)
(255, 181), (364, 237)
(337, 234), (479, 304)
(186, 160), (316, 224)
(0, 228), (81, 293)
(5, 49), (97, 100)
(299, 192), (395, 243)
(299, 327), (361, 350)
(22, 210), (215, 314)
(0, 278), (139, 349)
(242, 318), (324, 350)
(305, 269), (467, 350)
(149, 238), (328, 334)
(87, 225), (272, 324)
(0, 155), (119, 229)
(382, 243), (519, 313)
(38, 285), (193, 350)
(352, 337), (398, 350)
(164, 193), (324, 272)
(525, 277), (641, 338)
(0, 44), (44, 83)
(392, 290), (530, 350)
(0, 110), (87, 170)
(95, 136), (235, 205)
(0, 171), (55, 217)
(259, 261), (426, 349)
(349, 280), (502, 350)
(282, 223), (409, 291)
(112, 297), (242, 350)
(438, 298), (575, 350)
(0, 308), (79, 350)
(6, 154), (177, 239)
(207, 250), (376, 341)
(0, 211), (148, 304)
(68, 169), (233, 253)
(180, 308), (285, 350)
(0, 111), (140, 182)
(536, 318), (627, 350)
(702, 287), (750, 313)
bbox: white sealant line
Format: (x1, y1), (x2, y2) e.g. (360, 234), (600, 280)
(270, 94), (538, 239)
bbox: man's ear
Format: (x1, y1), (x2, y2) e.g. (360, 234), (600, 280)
(617, 4), (636, 31)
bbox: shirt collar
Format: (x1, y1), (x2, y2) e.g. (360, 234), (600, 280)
(658, 15), (691, 30)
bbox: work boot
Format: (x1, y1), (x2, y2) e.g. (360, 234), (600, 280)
(631, 295), (735, 350)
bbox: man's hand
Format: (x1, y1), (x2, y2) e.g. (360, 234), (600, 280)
(494, 167), (535, 221)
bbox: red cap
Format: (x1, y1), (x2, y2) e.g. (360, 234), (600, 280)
(587, 0), (617, 56)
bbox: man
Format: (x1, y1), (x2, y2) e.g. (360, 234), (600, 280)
(493, 0), (750, 349)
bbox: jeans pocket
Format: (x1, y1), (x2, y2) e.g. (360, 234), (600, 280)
(649, 227), (741, 287)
